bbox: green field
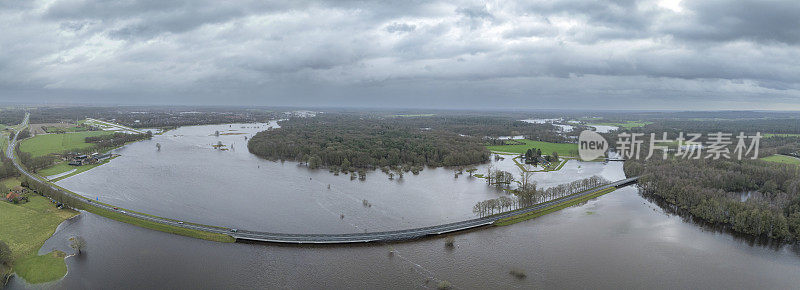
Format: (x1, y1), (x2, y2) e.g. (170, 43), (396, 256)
(589, 121), (652, 129)
(486, 139), (579, 156)
(0, 193), (78, 284)
(19, 131), (112, 157)
(764, 133), (800, 138)
(47, 158), (116, 181)
(761, 154), (800, 165)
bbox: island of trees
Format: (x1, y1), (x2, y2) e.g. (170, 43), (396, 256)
(247, 115), (491, 173)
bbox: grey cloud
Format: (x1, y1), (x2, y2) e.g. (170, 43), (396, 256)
(665, 0), (800, 44)
(386, 23), (416, 33)
(0, 0), (798, 110)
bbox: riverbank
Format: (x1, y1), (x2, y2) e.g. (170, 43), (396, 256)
(0, 190), (78, 284)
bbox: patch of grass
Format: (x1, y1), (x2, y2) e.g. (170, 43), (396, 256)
(760, 154), (800, 165)
(511, 156), (568, 172)
(589, 121), (652, 129)
(47, 157), (116, 182)
(13, 250), (68, 284)
(0, 195), (78, 284)
(494, 187), (616, 226)
(0, 177), (20, 189)
(19, 131), (112, 157)
(486, 139), (578, 156)
(82, 206), (235, 243)
(37, 162), (75, 177)
(764, 133), (800, 138)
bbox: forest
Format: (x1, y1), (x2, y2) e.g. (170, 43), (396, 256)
(247, 115), (491, 172)
(625, 157), (800, 241)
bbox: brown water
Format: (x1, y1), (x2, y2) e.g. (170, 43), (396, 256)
(7, 123), (800, 288)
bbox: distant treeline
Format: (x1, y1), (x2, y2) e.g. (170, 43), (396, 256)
(248, 115), (491, 171)
(25, 107), (278, 128)
(625, 158), (800, 241)
(626, 118), (800, 135)
(0, 109), (25, 126)
(380, 115), (568, 141)
(85, 132), (153, 148)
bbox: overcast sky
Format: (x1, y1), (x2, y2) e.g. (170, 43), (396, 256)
(1, 0), (799, 110)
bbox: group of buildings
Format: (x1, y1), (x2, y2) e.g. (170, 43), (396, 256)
(67, 152), (112, 166)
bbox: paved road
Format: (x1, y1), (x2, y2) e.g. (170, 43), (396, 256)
(6, 114), (638, 244)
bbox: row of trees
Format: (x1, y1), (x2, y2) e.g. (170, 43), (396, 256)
(20, 175), (84, 209)
(473, 175), (608, 217)
(85, 131), (153, 149)
(248, 115), (491, 171)
(625, 157), (800, 240)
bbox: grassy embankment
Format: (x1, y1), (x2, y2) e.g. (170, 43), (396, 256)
(79, 203), (235, 243)
(494, 187), (617, 226)
(760, 154), (800, 165)
(0, 185), (79, 284)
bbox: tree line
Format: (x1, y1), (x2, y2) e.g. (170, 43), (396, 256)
(473, 175), (608, 217)
(247, 115), (491, 172)
(625, 157), (800, 241)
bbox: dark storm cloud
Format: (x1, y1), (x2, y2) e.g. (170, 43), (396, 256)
(0, 0), (798, 109)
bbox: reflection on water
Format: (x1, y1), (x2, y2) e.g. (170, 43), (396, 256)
(8, 123), (798, 288)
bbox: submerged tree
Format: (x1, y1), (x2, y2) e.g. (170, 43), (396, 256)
(69, 236), (86, 255)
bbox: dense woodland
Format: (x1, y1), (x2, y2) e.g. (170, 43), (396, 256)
(248, 115), (491, 171)
(0, 109), (25, 126)
(379, 115), (568, 142)
(625, 158), (800, 241)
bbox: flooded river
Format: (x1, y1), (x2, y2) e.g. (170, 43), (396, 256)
(7, 123), (800, 288)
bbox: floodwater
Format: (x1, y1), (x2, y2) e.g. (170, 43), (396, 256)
(590, 125), (619, 133)
(7, 123), (800, 289)
(54, 122), (614, 234)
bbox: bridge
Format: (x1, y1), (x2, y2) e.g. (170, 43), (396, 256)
(6, 114), (639, 244)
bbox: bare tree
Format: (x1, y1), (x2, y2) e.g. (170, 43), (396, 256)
(69, 236), (86, 255)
